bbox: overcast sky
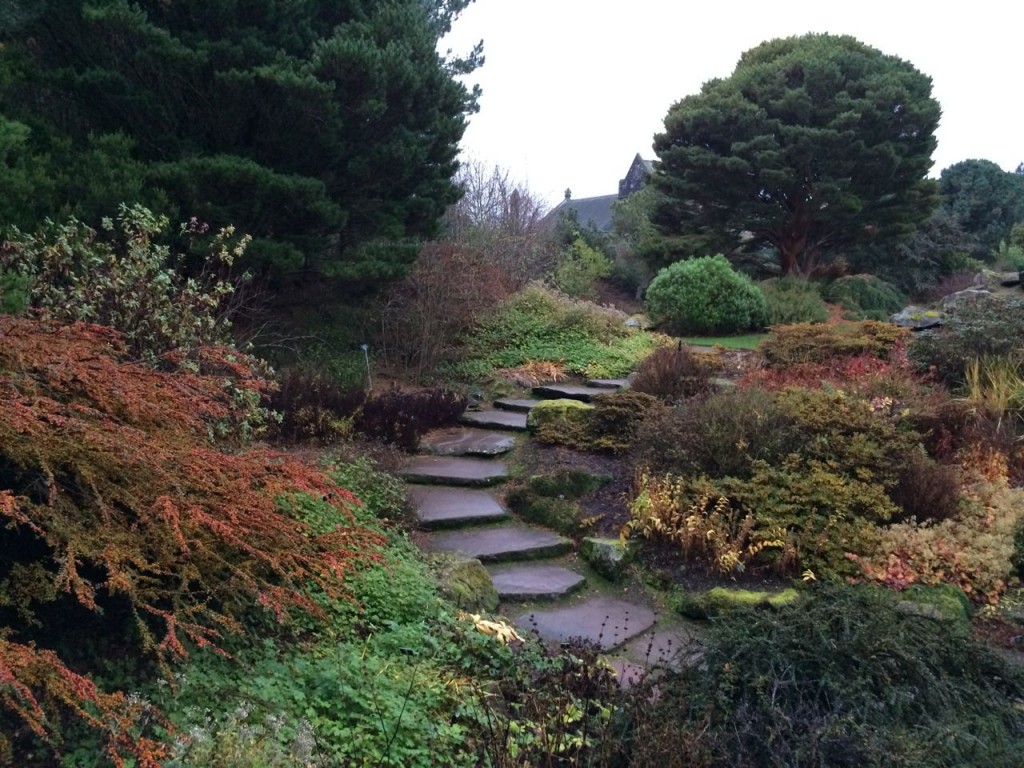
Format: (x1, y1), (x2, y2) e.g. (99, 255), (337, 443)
(440, 1), (1022, 209)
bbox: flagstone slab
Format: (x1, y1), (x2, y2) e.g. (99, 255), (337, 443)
(586, 378), (630, 389)
(460, 409), (529, 431)
(493, 398), (539, 413)
(426, 524), (572, 563)
(399, 456), (509, 486)
(516, 597), (657, 651)
(531, 384), (612, 403)
(420, 428), (516, 457)
(489, 564), (586, 601)
(624, 628), (694, 669)
(408, 485), (509, 529)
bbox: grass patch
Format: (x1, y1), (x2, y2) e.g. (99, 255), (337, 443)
(678, 333), (768, 350)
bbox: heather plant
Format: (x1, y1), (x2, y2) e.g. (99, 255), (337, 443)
(0, 204), (249, 364)
(633, 387), (800, 479)
(629, 344), (711, 401)
(760, 276), (829, 325)
(645, 255), (768, 335)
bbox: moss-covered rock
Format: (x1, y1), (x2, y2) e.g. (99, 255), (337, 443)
(897, 583), (971, 628)
(528, 468), (611, 498)
(580, 537), (636, 581)
(677, 586), (800, 620)
(433, 556), (498, 612)
(527, 398), (594, 448)
(505, 487), (584, 537)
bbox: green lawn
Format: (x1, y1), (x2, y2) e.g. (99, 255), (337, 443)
(679, 333), (769, 350)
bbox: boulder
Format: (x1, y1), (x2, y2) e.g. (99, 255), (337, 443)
(580, 537), (636, 581)
(890, 305), (945, 330)
(433, 556), (498, 612)
(941, 287), (991, 311)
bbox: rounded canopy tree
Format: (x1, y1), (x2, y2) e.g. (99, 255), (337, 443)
(647, 34), (940, 276)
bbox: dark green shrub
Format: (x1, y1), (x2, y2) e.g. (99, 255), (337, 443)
(760, 276), (829, 325)
(645, 255), (768, 335)
(271, 366), (367, 443)
(0, 268), (29, 314)
(527, 469), (611, 498)
(760, 321), (909, 368)
(910, 294), (1024, 387)
(633, 388), (800, 479)
(630, 344), (711, 401)
(356, 387), (467, 452)
(822, 274), (906, 319)
(631, 584), (1024, 768)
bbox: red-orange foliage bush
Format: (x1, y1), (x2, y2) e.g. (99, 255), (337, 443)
(0, 316), (381, 761)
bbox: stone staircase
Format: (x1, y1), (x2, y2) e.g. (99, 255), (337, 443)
(401, 378), (693, 676)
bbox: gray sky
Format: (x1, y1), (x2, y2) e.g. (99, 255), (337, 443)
(441, 0), (1022, 208)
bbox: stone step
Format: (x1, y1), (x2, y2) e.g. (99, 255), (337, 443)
(531, 384), (613, 403)
(399, 456), (509, 487)
(408, 485), (510, 530)
(586, 378), (630, 390)
(420, 427), (516, 457)
(460, 409), (529, 431)
(489, 564), (586, 601)
(493, 398), (539, 413)
(426, 524), (572, 563)
(515, 597), (656, 651)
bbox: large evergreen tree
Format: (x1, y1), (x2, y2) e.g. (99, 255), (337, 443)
(0, 0), (481, 283)
(647, 34), (940, 276)
(937, 159), (1024, 258)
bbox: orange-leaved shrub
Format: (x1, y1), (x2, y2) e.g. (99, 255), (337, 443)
(0, 316), (382, 762)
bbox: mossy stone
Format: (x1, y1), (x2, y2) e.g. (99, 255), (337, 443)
(433, 556), (498, 612)
(898, 583), (971, 628)
(580, 537), (635, 581)
(677, 586), (800, 619)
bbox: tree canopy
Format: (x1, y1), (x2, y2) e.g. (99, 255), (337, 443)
(937, 159), (1024, 258)
(0, 0), (481, 285)
(647, 33), (940, 276)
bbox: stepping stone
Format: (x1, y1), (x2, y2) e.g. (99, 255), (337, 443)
(399, 456), (508, 487)
(516, 597), (656, 651)
(420, 427), (515, 457)
(489, 564), (586, 601)
(586, 378), (630, 389)
(426, 524), (572, 563)
(493, 398), (538, 413)
(408, 485), (509, 529)
(532, 384), (612, 403)
(460, 409), (528, 431)
(624, 628), (694, 669)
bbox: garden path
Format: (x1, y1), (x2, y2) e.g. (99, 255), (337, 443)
(402, 380), (695, 680)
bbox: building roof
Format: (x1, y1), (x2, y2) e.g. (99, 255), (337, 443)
(545, 193), (619, 233)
